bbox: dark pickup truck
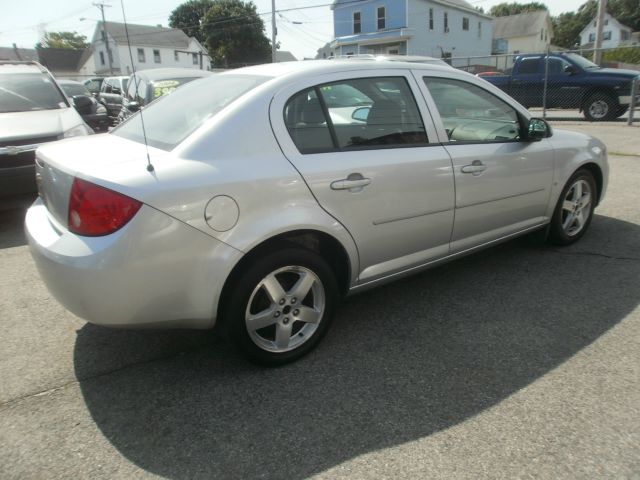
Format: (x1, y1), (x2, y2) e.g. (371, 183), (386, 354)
(482, 52), (639, 121)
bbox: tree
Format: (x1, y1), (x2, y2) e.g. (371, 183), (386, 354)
(201, 0), (271, 67)
(489, 2), (548, 17)
(39, 31), (89, 49)
(169, 0), (214, 44)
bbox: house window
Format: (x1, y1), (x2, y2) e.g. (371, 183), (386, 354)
(99, 51), (105, 65)
(137, 48), (145, 62)
(174, 50), (179, 61)
(621, 30), (630, 41)
(429, 9), (434, 30)
(108, 50), (113, 63)
(541, 28), (543, 40)
(478, 21), (482, 38)
(192, 53), (198, 65)
(604, 19), (608, 25)
(589, 33), (596, 42)
(354, 11), (361, 34)
(462, 17), (469, 31)
(444, 12), (449, 32)
(153, 49), (161, 63)
(603, 30), (612, 40)
(377, 7), (386, 30)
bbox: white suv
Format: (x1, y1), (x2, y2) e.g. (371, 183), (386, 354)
(0, 61), (91, 197)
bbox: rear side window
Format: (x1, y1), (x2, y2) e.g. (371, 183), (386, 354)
(517, 57), (541, 75)
(284, 76), (428, 154)
(113, 74), (268, 151)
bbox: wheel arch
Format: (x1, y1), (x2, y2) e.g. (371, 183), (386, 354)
(578, 162), (604, 206)
(580, 86), (619, 111)
(216, 229), (354, 323)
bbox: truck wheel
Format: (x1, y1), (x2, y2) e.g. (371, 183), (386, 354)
(583, 92), (617, 121)
(615, 106), (629, 118)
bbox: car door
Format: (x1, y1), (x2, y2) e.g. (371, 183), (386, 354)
(509, 56), (544, 107)
(418, 75), (554, 253)
(270, 70), (455, 284)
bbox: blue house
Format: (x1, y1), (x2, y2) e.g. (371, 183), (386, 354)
(330, 0), (493, 60)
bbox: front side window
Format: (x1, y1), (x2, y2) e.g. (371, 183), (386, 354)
(354, 11), (361, 34)
(137, 48), (145, 62)
(0, 73), (67, 113)
(284, 76), (428, 154)
(547, 57), (572, 75)
(153, 49), (161, 63)
(517, 57), (541, 74)
(377, 7), (386, 30)
(424, 77), (520, 143)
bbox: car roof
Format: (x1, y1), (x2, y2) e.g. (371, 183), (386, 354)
(132, 68), (213, 81)
(0, 61), (48, 74)
(225, 59), (457, 81)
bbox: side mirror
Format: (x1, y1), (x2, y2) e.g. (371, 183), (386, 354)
(352, 106), (370, 122)
(72, 95), (93, 115)
(563, 64), (577, 75)
(127, 101), (140, 112)
(527, 118), (551, 141)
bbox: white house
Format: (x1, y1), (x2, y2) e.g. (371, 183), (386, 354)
(492, 10), (554, 54)
(91, 21), (211, 75)
(330, 0), (493, 59)
(579, 13), (634, 49)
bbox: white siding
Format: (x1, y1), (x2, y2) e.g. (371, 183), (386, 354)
(580, 13), (632, 48)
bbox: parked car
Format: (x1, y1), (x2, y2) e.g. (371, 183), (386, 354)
(482, 52), (640, 121)
(27, 60), (608, 365)
(58, 79), (110, 132)
(97, 76), (128, 124)
(332, 54), (452, 68)
(0, 61), (92, 197)
(83, 77), (104, 95)
(118, 68), (212, 122)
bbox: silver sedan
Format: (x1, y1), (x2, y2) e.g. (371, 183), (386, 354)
(26, 60), (608, 365)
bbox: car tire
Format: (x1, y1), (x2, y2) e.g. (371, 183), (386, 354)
(583, 92), (617, 121)
(221, 246), (338, 366)
(548, 169), (597, 246)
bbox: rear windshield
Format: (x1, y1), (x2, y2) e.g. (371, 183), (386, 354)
(0, 73), (67, 113)
(61, 83), (90, 97)
(112, 74), (268, 151)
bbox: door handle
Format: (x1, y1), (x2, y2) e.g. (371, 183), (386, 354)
(330, 173), (371, 191)
(461, 160), (487, 176)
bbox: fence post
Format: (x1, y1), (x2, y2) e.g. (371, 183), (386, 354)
(627, 76), (638, 126)
(542, 47), (550, 120)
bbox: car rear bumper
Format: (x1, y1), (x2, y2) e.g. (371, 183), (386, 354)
(26, 198), (242, 329)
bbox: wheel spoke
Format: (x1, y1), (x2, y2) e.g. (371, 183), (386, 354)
(296, 306), (321, 324)
(574, 210), (584, 230)
(290, 271), (315, 301)
(574, 181), (582, 199)
(562, 212), (575, 231)
(246, 308), (277, 332)
(261, 274), (286, 304)
(580, 192), (591, 210)
(563, 200), (575, 212)
(274, 322), (292, 349)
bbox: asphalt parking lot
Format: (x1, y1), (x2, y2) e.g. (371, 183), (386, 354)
(1, 123), (639, 479)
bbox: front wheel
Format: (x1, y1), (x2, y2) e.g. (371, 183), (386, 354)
(548, 169), (597, 245)
(583, 92), (617, 121)
(221, 247), (338, 365)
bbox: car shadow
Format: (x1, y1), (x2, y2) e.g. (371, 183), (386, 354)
(74, 214), (640, 479)
(0, 194), (36, 249)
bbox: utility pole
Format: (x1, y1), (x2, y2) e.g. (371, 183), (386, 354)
(271, 0), (277, 63)
(94, 1), (114, 75)
(593, 0), (607, 65)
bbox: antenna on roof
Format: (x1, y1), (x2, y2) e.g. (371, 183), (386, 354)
(120, 0), (154, 173)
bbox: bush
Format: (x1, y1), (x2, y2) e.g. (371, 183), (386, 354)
(602, 47), (640, 65)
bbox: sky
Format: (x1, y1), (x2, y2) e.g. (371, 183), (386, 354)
(1, 0), (590, 60)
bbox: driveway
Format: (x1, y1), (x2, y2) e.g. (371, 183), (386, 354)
(1, 123), (639, 479)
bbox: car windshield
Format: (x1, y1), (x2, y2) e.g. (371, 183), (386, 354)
(565, 53), (599, 70)
(61, 83), (90, 97)
(0, 72), (67, 113)
(113, 74), (269, 151)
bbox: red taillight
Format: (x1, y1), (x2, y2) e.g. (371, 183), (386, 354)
(68, 178), (142, 236)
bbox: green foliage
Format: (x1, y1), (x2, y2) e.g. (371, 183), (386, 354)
(169, 0), (214, 44)
(202, 0), (271, 67)
(39, 31), (89, 50)
(489, 2), (548, 17)
(603, 47), (640, 64)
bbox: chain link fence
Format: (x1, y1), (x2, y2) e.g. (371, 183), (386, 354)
(449, 47), (640, 123)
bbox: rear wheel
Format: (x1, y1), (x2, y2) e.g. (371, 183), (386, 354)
(583, 92), (617, 121)
(222, 247), (338, 365)
(548, 169), (597, 245)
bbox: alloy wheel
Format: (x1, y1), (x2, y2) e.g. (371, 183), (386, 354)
(561, 179), (592, 237)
